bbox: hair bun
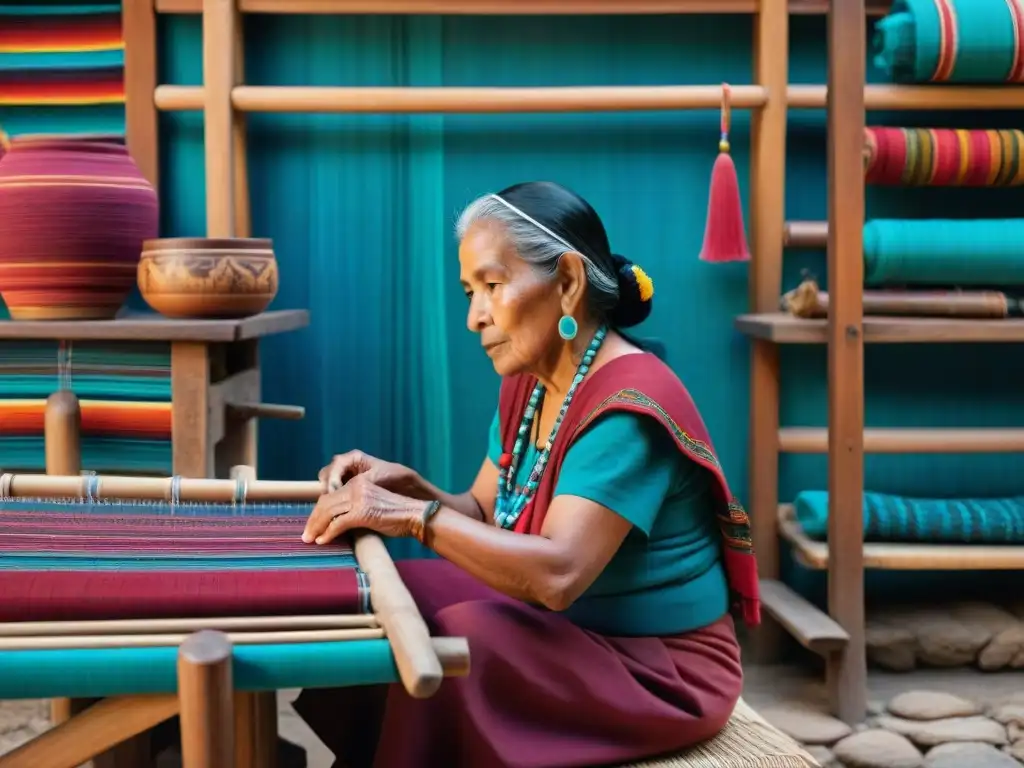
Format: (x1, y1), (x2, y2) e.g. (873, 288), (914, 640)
(608, 254), (654, 328)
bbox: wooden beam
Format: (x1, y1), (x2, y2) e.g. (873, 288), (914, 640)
(157, 0), (891, 13)
(825, 0), (867, 725)
(123, 0), (160, 188)
(759, 579), (849, 655)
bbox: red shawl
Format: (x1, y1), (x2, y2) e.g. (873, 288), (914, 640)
(498, 353), (761, 626)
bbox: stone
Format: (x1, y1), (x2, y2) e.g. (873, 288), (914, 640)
(979, 625), (1024, 671)
(1005, 740), (1024, 761)
(875, 714), (1008, 747)
(804, 745), (840, 767)
(887, 691), (982, 720)
(832, 729), (924, 768)
(925, 742), (1019, 768)
(866, 621), (917, 671)
(950, 603), (1019, 634)
(991, 702), (1024, 727)
(902, 610), (992, 667)
(759, 703), (853, 745)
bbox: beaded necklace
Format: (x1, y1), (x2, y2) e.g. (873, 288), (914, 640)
(495, 325), (608, 530)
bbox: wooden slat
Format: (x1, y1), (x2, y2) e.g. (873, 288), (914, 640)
(779, 505), (1024, 571)
(122, 0), (159, 189)
(0, 310), (310, 342)
(155, 84), (769, 113)
(779, 427), (1024, 454)
(825, 0), (867, 724)
(759, 579), (848, 655)
(155, 0), (891, 14)
(783, 220), (826, 248)
(735, 313), (1024, 344)
(789, 85), (1024, 110)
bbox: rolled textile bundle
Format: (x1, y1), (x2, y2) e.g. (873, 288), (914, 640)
(781, 277), (1012, 318)
(865, 127), (1024, 186)
(864, 219), (1024, 286)
(794, 490), (1024, 544)
(874, 0), (1024, 84)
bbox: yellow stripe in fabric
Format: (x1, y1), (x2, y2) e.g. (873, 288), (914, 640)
(956, 129), (971, 184)
(922, 129), (937, 185)
(987, 131), (1003, 186)
(1012, 131), (1024, 184)
(998, 131), (1016, 185)
(902, 129), (919, 185)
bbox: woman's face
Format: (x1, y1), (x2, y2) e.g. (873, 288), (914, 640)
(459, 219), (565, 376)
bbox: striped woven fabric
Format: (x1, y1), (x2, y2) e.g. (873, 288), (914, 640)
(0, 340), (172, 474)
(866, 127), (1024, 186)
(0, 498), (366, 622)
(0, 2), (124, 106)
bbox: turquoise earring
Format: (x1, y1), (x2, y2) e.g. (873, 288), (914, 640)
(558, 315), (578, 341)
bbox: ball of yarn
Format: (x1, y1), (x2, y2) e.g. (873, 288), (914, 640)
(608, 253), (654, 328)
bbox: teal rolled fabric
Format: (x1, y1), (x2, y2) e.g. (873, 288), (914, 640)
(863, 219), (1024, 287)
(874, 0), (1024, 84)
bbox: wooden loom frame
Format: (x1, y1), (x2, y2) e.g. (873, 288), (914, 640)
(0, 466), (471, 768)
(110, 0), (1024, 746)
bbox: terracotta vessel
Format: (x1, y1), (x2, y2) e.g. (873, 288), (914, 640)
(0, 134), (159, 321)
(138, 238), (279, 319)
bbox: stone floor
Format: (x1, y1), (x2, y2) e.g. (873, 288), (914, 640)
(5, 666), (1024, 767)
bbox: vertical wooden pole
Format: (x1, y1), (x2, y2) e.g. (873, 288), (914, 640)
(203, 0), (238, 237)
(178, 630), (236, 767)
(122, 0), (160, 189)
(748, 0), (788, 660)
(172, 342), (213, 477)
(826, 0), (867, 724)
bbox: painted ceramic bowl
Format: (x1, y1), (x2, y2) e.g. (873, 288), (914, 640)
(138, 237), (279, 319)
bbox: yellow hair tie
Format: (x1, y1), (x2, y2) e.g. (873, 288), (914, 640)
(630, 264), (654, 302)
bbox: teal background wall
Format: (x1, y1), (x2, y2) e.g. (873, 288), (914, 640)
(4, 14), (1024, 588)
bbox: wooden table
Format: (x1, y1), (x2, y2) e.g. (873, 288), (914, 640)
(0, 310), (309, 478)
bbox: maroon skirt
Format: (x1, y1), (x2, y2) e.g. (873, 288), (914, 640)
(293, 559), (742, 768)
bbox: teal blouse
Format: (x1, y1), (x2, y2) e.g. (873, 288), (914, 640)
(486, 408), (728, 637)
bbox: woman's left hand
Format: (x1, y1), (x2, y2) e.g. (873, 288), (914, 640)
(301, 475), (421, 545)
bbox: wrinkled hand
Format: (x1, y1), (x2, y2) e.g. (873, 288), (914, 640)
(318, 451), (419, 495)
(302, 474), (421, 546)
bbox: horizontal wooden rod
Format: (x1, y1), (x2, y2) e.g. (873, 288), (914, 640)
(154, 84), (767, 113)
(778, 504), (1024, 571)
(779, 427), (1024, 454)
(2, 472), (323, 502)
(155, 0), (891, 15)
(153, 84), (1024, 115)
(0, 615), (378, 637)
(0, 627), (384, 651)
(784, 220), (827, 248)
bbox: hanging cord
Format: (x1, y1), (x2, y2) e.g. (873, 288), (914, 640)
(57, 341), (74, 391)
(719, 83), (732, 154)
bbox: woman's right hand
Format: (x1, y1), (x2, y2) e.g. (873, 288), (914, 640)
(318, 450), (420, 495)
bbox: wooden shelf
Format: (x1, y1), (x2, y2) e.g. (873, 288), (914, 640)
(779, 505), (1024, 571)
(735, 312), (1024, 344)
(0, 310), (310, 343)
(155, 0), (891, 14)
(779, 427), (1024, 453)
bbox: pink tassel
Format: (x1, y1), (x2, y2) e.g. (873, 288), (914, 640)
(699, 84), (751, 263)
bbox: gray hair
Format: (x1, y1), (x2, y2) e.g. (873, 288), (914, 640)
(455, 194), (619, 310)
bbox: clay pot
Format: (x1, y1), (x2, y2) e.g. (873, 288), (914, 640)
(0, 134), (159, 320)
(138, 238), (279, 319)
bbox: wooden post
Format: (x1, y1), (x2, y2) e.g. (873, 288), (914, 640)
(178, 630), (236, 767)
(203, 0), (239, 237)
(826, 0), (867, 724)
(748, 0), (788, 661)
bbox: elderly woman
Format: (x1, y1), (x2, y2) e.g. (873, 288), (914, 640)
(294, 181), (760, 768)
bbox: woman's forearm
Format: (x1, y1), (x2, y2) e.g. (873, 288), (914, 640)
(411, 506), (571, 608)
(409, 474), (485, 522)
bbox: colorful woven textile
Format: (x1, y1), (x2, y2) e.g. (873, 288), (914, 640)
(865, 127), (1024, 186)
(0, 340), (172, 474)
(795, 490), (1024, 543)
(0, 2), (123, 106)
(874, 0), (1024, 84)
(863, 219), (1024, 286)
(0, 498), (366, 622)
